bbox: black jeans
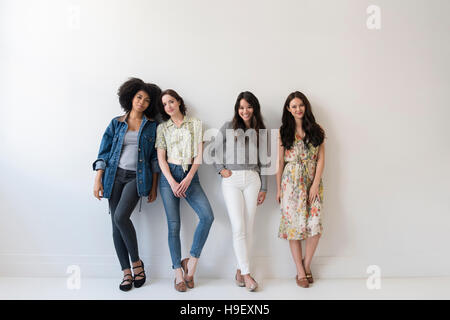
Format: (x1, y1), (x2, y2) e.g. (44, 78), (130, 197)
(109, 167), (140, 270)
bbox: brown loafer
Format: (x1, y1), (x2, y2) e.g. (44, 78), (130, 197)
(295, 275), (309, 288)
(306, 272), (314, 284)
(235, 269), (245, 287)
(181, 258), (194, 289)
(302, 259), (314, 284)
(174, 278), (187, 292)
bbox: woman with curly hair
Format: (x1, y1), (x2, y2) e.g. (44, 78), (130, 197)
(92, 77), (161, 291)
(155, 89), (214, 292)
(276, 91), (325, 288)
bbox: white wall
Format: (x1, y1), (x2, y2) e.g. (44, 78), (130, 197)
(1, 0), (449, 280)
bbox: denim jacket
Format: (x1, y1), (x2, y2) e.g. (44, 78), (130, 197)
(92, 113), (160, 199)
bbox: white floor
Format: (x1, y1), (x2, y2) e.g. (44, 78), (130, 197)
(1, 277), (449, 300)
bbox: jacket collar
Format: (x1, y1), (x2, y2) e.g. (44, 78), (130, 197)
(118, 113), (154, 123)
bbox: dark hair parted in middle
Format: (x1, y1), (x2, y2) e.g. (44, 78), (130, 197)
(280, 91), (325, 150)
(232, 91), (266, 132)
(117, 77), (161, 119)
(159, 89), (187, 121)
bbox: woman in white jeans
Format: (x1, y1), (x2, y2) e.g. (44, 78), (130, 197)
(213, 91), (267, 291)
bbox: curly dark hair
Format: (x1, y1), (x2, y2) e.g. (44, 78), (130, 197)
(280, 91), (325, 150)
(117, 77), (161, 119)
(159, 89), (187, 121)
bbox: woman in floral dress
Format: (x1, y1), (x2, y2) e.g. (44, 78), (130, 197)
(276, 91), (325, 288)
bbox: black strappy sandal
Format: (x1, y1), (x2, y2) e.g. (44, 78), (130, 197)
(119, 273), (133, 291)
(133, 260), (146, 288)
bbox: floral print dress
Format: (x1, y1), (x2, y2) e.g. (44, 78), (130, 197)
(278, 133), (323, 240)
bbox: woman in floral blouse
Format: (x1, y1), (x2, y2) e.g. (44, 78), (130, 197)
(155, 89), (214, 292)
(276, 91), (325, 288)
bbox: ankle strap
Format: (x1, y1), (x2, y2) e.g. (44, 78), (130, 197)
(133, 263), (143, 269)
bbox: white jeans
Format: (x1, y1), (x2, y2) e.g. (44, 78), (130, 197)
(221, 170), (261, 275)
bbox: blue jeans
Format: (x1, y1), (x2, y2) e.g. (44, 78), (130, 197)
(159, 163), (214, 269)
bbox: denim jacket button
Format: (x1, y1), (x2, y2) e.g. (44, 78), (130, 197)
(139, 170), (142, 173)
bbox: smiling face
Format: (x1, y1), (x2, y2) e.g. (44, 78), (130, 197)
(238, 98), (254, 125)
(132, 90), (150, 113)
(287, 97), (305, 120)
(161, 94), (181, 117)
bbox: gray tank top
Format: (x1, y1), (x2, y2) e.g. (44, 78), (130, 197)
(118, 130), (138, 171)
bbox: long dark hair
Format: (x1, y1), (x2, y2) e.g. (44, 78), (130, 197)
(232, 91), (266, 134)
(280, 91), (324, 150)
(159, 89), (187, 121)
(117, 77), (161, 119)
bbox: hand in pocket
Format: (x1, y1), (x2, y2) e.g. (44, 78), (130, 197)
(220, 169), (232, 178)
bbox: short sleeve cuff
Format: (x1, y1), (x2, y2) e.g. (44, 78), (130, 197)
(155, 141), (167, 150)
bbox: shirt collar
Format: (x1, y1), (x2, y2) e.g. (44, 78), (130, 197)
(166, 115), (191, 128)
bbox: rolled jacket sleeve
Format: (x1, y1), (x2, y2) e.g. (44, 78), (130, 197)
(150, 147), (161, 173)
(93, 159), (106, 171)
(92, 119), (115, 171)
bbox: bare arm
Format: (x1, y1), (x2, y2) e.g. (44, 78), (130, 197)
(147, 172), (159, 202)
(176, 142), (203, 197)
(308, 141), (325, 204)
(93, 169), (104, 200)
(157, 148), (177, 187)
(312, 141), (325, 186)
(187, 142), (203, 178)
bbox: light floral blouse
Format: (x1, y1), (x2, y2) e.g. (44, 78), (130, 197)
(155, 116), (203, 172)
